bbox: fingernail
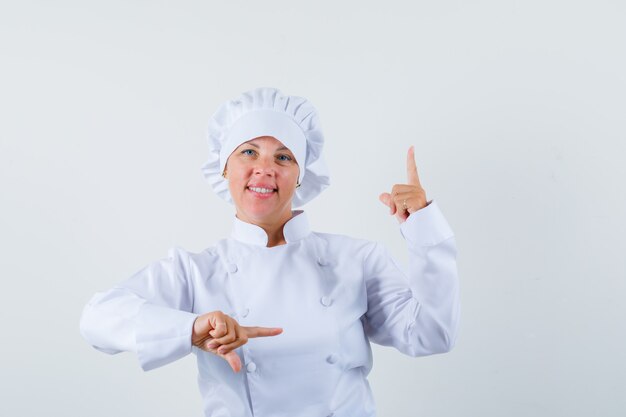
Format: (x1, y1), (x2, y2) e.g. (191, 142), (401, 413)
(217, 347), (226, 354)
(207, 341), (218, 349)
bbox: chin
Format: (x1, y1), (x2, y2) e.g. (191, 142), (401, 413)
(239, 203), (292, 224)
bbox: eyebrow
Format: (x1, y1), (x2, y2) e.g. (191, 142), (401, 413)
(243, 142), (289, 152)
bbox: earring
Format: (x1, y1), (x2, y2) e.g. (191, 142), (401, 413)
(222, 169), (227, 178)
(296, 182), (301, 188)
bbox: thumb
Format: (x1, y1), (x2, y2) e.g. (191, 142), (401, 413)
(222, 351), (242, 373)
(379, 192), (395, 215)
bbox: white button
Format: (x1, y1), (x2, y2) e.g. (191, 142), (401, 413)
(240, 308), (249, 318)
(326, 354), (338, 364)
(246, 362), (257, 373)
(317, 257), (328, 266)
(227, 263), (238, 273)
(320, 296), (333, 307)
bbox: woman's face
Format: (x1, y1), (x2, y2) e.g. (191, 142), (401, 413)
(225, 136), (300, 227)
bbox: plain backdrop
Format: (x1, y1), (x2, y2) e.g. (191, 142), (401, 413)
(1, 1), (625, 416)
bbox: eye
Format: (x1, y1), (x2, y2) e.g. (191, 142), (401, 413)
(276, 154), (293, 162)
(240, 149), (256, 156)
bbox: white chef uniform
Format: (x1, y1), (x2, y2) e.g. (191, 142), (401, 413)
(80, 200), (459, 417)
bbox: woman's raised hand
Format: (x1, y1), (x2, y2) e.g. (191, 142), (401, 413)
(379, 146), (428, 223)
(192, 311), (282, 372)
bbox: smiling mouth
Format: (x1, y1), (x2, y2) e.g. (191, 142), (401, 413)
(247, 186), (276, 194)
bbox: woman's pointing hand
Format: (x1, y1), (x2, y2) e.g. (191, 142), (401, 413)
(379, 146), (428, 223)
(192, 311), (283, 372)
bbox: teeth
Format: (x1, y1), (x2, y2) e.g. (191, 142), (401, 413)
(249, 187), (274, 194)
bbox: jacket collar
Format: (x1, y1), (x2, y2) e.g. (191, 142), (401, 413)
(231, 210), (310, 246)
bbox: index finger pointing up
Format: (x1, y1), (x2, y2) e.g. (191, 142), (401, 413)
(407, 146), (421, 186)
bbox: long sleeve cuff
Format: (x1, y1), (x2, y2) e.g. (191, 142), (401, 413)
(400, 200), (454, 247)
(135, 303), (198, 371)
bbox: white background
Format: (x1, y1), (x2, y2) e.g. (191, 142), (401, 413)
(1, 1), (625, 416)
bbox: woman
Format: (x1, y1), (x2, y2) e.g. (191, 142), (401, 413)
(80, 87), (460, 417)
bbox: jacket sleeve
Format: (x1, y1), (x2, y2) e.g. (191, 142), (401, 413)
(79, 247), (199, 371)
(362, 200), (460, 356)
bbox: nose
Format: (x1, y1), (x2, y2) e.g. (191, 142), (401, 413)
(253, 156), (275, 176)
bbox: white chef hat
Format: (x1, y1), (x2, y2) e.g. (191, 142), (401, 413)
(201, 87), (330, 207)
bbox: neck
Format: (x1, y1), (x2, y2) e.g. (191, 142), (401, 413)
(237, 210), (294, 247)
(262, 224), (287, 247)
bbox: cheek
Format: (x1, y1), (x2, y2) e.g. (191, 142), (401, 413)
(226, 162), (250, 183)
(226, 172), (247, 195)
(290, 163), (300, 178)
(284, 167), (300, 185)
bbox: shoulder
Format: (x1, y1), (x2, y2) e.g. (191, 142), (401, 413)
(166, 244), (222, 273)
(309, 231), (379, 259)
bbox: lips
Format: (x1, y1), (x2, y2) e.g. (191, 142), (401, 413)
(246, 184), (277, 196)
(247, 186), (275, 194)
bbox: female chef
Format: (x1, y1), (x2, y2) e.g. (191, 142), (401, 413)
(80, 87), (460, 417)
